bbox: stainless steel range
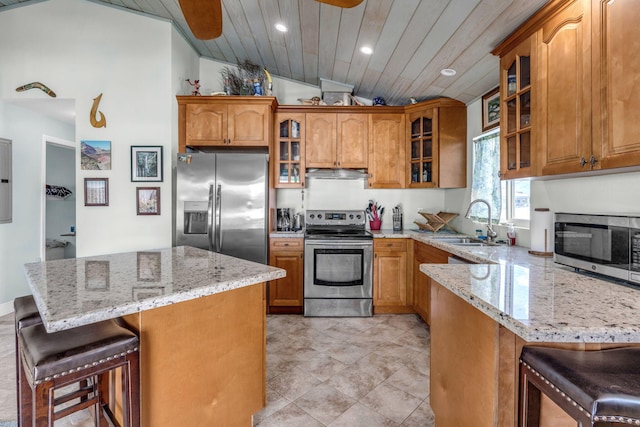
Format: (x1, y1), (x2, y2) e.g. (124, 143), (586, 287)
(304, 210), (373, 317)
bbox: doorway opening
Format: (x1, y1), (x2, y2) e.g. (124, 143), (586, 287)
(43, 136), (76, 260)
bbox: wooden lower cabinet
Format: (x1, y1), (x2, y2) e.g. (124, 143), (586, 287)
(413, 242), (451, 324)
(268, 238), (304, 314)
(373, 238), (413, 313)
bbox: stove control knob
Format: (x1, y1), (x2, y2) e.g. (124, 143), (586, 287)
(309, 214), (315, 219)
(356, 214), (362, 220)
(318, 214), (322, 219)
(349, 214), (354, 219)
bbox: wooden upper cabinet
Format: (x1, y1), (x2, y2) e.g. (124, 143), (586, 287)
(592, 0), (640, 170)
(498, 34), (536, 179)
(273, 113), (305, 188)
(368, 113), (406, 188)
(177, 96), (276, 152)
(305, 113), (337, 168)
(305, 112), (368, 168)
(405, 99), (466, 188)
(539, 0), (592, 175)
(337, 114), (368, 168)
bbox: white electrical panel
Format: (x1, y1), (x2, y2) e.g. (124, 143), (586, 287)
(0, 139), (12, 224)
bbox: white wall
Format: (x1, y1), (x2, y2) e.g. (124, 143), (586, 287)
(0, 102), (74, 308)
(0, 0), (200, 308)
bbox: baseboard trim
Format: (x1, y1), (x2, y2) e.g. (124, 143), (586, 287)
(0, 300), (14, 317)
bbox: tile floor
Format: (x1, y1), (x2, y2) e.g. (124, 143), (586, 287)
(0, 312), (435, 426)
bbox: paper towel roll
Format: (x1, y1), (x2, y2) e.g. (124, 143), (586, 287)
(529, 208), (554, 256)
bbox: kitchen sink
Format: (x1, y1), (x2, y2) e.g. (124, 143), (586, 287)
(430, 236), (498, 247)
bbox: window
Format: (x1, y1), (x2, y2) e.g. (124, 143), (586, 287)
(471, 129), (530, 228)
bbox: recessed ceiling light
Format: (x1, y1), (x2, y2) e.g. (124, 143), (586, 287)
(360, 46), (373, 55)
(440, 68), (457, 77)
(275, 23), (288, 32)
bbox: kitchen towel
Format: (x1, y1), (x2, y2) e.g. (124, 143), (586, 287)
(530, 208), (554, 255)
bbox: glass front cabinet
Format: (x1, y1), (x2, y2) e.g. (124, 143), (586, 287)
(499, 34), (536, 179)
(407, 108), (437, 188)
(274, 113), (305, 188)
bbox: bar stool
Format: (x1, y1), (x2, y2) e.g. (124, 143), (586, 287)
(18, 318), (140, 427)
(14, 295), (43, 427)
(520, 346), (640, 426)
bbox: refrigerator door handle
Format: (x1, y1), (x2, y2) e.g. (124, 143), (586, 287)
(215, 184), (222, 252)
(207, 184), (215, 251)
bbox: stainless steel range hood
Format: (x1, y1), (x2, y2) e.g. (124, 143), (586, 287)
(305, 168), (370, 180)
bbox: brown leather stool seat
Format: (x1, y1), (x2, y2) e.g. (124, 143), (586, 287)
(14, 295), (43, 427)
(520, 346), (640, 426)
(18, 319), (140, 427)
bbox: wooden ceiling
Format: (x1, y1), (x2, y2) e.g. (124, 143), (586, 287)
(1, 0), (549, 105)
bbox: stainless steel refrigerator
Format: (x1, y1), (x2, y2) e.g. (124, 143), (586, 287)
(175, 152), (269, 264)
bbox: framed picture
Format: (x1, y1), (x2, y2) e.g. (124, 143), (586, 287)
(84, 178), (109, 206)
(85, 261), (110, 290)
(81, 140), (111, 170)
(482, 87), (500, 131)
(136, 187), (160, 215)
(131, 146), (163, 182)
(137, 251), (161, 281)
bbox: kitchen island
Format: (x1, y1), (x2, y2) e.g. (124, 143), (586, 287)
(24, 246), (286, 427)
(420, 261), (640, 426)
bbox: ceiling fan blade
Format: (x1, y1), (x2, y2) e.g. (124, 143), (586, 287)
(178, 0), (222, 40)
(316, 0), (364, 8)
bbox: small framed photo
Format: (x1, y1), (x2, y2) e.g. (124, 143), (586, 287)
(81, 140), (111, 170)
(85, 261), (110, 290)
(84, 178), (109, 206)
(131, 146), (163, 182)
(137, 251), (161, 281)
(136, 187), (160, 215)
(482, 87), (500, 131)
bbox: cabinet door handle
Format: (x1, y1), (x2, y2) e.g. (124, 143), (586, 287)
(497, 171), (502, 178)
(284, 243), (289, 246)
(579, 157), (587, 167)
(300, 253), (304, 259)
(589, 155), (598, 167)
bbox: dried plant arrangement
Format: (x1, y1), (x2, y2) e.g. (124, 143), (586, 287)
(220, 60), (265, 95)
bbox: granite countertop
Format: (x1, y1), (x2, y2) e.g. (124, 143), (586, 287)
(24, 246), (285, 332)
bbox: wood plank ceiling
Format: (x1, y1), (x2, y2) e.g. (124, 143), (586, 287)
(1, 0), (549, 105)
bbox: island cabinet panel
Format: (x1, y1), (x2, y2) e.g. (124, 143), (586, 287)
(122, 283), (266, 427)
(368, 113), (406, 188)
(268, 238), (304, 314)
(539, 0), (593, 176)
(373, 238), (413, 314)
(305, 112), (368, 169)
(413, 242), (450, 324)
(430, 280), (500, 427)
(592, 0), (640, 170)
(177, 96), (276, 152)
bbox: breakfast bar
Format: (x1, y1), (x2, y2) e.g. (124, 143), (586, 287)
(23, 246), (286, 427)
(420, 261), (640, 426)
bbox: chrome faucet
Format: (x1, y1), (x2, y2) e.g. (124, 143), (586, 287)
(465, 199), (498, 242)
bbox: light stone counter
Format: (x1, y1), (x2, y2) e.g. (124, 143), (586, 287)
(24, 245), (286, 332)
(371, 228), (640, 343)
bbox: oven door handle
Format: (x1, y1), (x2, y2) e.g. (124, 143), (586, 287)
(305, 241), (372, 247)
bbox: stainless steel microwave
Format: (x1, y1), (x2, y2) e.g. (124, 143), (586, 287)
(554, 213), (640, 284)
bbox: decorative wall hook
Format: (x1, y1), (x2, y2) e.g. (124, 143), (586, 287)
(90, 93), (107, 128)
